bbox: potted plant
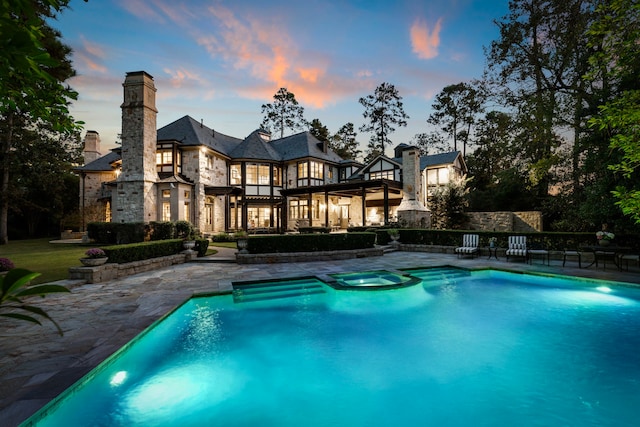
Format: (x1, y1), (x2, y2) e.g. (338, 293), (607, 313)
(596, 230), (615, 246)
(387, 229), (400, 245)
(0, 257), (15, 277)
(80, 248), (108, 266)
(176, 220), (197, 250)
(489, 237), (497, 248)
(235, 231), (249, 254)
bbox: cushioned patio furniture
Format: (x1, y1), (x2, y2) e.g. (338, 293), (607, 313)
(562, 249), (582, 268)
(455, 234), (479, 258)
(618, 253), (639, 271)
(506, 236), (527, 262)
(528, 243), (549, 266)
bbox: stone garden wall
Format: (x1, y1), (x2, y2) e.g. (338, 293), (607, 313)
(464, 211), (543, 232)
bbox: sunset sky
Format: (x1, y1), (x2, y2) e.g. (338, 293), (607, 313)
(52, 0), (509, 157)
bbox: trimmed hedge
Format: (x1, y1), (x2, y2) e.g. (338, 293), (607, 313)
(87, 222), (146, 244)
(150, 221), (175, 240)
(99, 238), (210, 263)
(102, 240), (185, 263)
(244, 232), (376, 254)
(396, 229), (640, 251)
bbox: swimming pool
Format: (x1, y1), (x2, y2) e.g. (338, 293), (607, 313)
(24, 268), (640, 426)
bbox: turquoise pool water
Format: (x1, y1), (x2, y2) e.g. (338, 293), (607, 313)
(25, 268), (640, 426)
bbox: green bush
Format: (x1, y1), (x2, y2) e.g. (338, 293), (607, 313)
(102, 240), (184, 263)
(87, 222), (145, 244)
(175, 220), (194, 239)
(150, 221), (175, 240)
(396, 229), (640, 251)
(245, 232), (376, 254)
(211, 232), (235, 242)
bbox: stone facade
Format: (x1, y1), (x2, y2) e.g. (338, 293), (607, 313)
(465, 211), (543, 232)
(397, 147), (431, 227)
(113, 71), (158, 223)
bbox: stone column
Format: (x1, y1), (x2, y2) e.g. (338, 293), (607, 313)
(82, 130), (101, 164)
(113, 71), (158, 223)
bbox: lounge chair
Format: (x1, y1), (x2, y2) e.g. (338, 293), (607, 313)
(455, 234), (479, 258)
(506, 236), (527, 262)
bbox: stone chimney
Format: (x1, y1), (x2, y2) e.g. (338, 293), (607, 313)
(82, 130), (101, 164)
(112, 71), (158, 223)
(397, 146), (430, 227)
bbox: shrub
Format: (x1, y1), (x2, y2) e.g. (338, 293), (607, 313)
(87, 222), (145, 244)
(244, 232), (376, 254)
(101, 240), (184, 263)
(150, 221), (175, 240)
(211, 232), (235, 242)
(175, 220), (194, 239)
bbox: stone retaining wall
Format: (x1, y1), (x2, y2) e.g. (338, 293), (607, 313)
(68, 253), (191, 283)
(465, 211), (543, 232)
(236, 247), (383, 264)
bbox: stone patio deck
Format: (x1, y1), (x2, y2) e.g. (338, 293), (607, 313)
(2, 248), (639, 426)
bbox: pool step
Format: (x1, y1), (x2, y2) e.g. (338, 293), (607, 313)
(232, 279), (327, 303)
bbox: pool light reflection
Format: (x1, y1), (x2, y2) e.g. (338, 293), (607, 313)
(110, 371), (127, 387)
(596, 286), (612, 293)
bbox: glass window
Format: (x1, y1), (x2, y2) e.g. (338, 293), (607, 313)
(184, 202), (190, 221)
(298, 162), (308, 178)
(230, 164), (241, 185)
(370, 170), (395, 180)
(162, 189), (170, 198)
(438, 168), (449, 184)
(162, 202), (171, 221)
(310, 161), (323, 179)
(259, 165), (270, 185)
(246, 164), (258, 185)
(273, 166), (281, 186)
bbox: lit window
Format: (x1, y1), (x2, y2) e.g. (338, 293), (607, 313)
(162, 202), (171, 221)
(246, 164), (258, 184)
(298, 162), (308, 178)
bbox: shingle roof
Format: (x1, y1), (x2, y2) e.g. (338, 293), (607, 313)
(390, 150), (462, 170)
(270, 132), (343, 163)
(228, 130), (282, 160)
(157, 115), (242, 156)
(75, 149), (121, 172)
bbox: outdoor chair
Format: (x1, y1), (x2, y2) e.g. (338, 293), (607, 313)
(506, 236), (527, 262)
(455, 234), (479, 258)
(562, 249), (582, 268)
(527, 242), (549, 265)
(618, 253), (639, 271)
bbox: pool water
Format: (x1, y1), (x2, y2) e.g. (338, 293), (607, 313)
(25, 269), (640, 426)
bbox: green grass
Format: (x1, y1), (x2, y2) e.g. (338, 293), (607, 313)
(0, 238), (94, 284)
(0, 238), (229, 284)
(210, 241), (237, 249)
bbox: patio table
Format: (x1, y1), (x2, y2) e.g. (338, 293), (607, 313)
(580, 245), (631, 270)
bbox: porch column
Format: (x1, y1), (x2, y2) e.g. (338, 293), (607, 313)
(361, 185), (366, 227)
(324, 191), (329, 227)
(383, 183), (389, 224)
(307, 191), (313, 227)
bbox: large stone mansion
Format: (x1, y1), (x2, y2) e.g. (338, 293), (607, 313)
(77, 71), (467, 234)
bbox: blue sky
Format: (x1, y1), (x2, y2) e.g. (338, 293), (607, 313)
(52, 0), (509, 157)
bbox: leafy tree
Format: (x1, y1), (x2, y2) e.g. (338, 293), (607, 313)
(485, 0), (597, 200)
(427, 82), (485, 156)
(1, 0), (82, 245)
(587, 0), (640, 224)
(359, 82), (409, 156)
(363, 141), (383, 164)
(411, 131), (449, 156)
(330, 122), (361, 160)
(260, 88), (307, 139)
(466, 111), (517, 190)
(429, 175), (471, 229)
(309, 118), (330, 144)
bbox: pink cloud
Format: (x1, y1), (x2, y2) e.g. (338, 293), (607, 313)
(73, 36), (108, 73)
(410, 18), (443, 60)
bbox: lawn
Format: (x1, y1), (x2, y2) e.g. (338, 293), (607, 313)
(0, 238), (91, 284)
(0, 238), (225, 284)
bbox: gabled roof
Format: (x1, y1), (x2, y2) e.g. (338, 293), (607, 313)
(157, 115), (242, 156)
(75, 149), (121, 172)
(419, 151), (463, 169)
(229, 130), (282, 161)
(355, 154), (401, 175)
(270, 132), (343, 163)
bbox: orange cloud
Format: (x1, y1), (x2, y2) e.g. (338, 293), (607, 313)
(74, 36), (108, 73)
(410, 18), (443, 60)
